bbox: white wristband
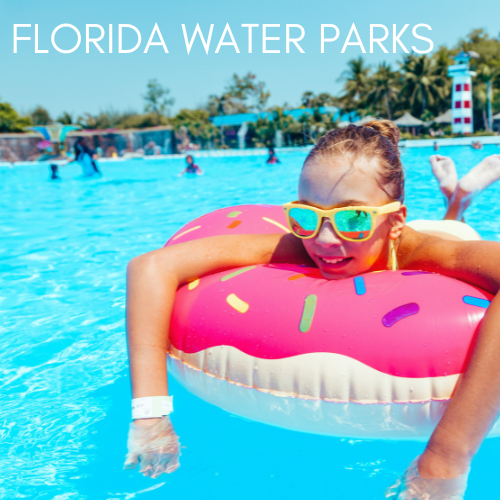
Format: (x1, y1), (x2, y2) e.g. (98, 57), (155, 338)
(132, 396), (173, 419)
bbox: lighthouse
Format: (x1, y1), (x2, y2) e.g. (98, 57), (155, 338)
(448, 52), (477, 134)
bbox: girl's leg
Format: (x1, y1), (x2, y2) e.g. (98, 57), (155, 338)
(443, 154), (500, 221)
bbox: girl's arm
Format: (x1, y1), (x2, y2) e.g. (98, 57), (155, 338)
(400, 234), (500, 479)
(400, 234), (500, 294)
(126, 233), (311, 404)
(125, 233), (310, 477)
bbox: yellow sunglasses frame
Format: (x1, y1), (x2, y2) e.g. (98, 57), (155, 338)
(282, 201), (402, 242)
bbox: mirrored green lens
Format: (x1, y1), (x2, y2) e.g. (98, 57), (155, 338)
(334, 210), (372, 240)
(289, 207), (318, 237)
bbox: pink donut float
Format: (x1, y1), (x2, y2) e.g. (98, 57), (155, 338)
(166, 205), (498, 439)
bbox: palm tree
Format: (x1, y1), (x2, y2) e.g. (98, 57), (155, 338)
(207, 94), (233, 116)
(338, 57), (371, 111)
(431, 48), (453, 114)
(399, 54), (447, 118)
(475, 63), (500, 131)
(365, 62), (400, 120)
(56, 111), (74, 125)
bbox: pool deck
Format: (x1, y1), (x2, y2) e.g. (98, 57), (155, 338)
(1, 136), (499, 167)
(399, 135), (500, 148)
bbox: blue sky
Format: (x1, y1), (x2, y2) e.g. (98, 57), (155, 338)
(1, 0), (499, 119)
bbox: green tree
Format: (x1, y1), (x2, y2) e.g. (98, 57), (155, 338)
(301, 91), (315, 108)
(57, 111), (74, 125)
(268, 107), (294, 131)
(399, 54), (447, 118)
(365, 62), (400, 119)
(474, 64), (500, 130)
(225, 72), (270, 111)
(30, 106), (52, 125)
(0, 99), (32, 132)
(338, 57), (371, 112)
(207, 72), (270, 116)
(457, 29), (500, 69)
(143, 79), (175, 118)
(308, 108), (338, 139)
(207, 93), (245, 116)
(247, 117), (276, 147)
(431, 46), (453, 114)
(114, 113), (168, 129)
(300, 91), (338, 108)
(170, 108), (220, 149)
(75, 109), (163, 130)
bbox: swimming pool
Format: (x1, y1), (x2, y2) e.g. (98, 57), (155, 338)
(1, 146), (499, 499)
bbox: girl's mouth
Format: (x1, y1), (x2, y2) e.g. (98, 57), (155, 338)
(317, 256), (353, 268)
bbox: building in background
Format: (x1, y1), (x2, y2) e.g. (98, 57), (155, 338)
(448, 52), (477, 134)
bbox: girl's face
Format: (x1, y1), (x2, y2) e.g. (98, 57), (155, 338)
(298, 154), (406, 280)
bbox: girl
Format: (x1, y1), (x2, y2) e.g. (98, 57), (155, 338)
(67, 137), (102, 177)
(179, 155), (203, 176)
(124, 121), (500, 498)
(266, 147), (281, 164)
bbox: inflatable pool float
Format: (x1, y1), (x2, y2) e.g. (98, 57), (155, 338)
(166, 205), (497, 439)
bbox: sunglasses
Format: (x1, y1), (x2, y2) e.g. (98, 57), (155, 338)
(283, 201), (402, 242)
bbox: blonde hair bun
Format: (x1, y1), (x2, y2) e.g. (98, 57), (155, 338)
(362, 120), (400, 148)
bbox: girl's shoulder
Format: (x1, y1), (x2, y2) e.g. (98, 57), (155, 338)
(398, 225), (445, 268)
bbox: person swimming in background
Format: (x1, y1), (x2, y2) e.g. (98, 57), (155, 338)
(124, 121), (500, 498)
(179, 155), (203, 176)
(266, 147), (280, 164)
(68, 137), (102, 177)
(433, 141), (439, 151)
(36, 141), (67, 180)
(49, 164), (60, 180)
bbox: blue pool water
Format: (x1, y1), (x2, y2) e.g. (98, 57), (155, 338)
(1, 146), (500, 499)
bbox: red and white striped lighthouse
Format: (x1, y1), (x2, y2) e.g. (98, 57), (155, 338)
(448, 52), (476, 134)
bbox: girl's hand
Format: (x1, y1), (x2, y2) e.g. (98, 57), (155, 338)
(385, 456), (469, 500)
(123, 416), (180, 478)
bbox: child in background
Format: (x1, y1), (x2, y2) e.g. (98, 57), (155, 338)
(179, 155), (203, 176)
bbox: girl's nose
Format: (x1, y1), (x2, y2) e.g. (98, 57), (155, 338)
(314, 218), (343, 248)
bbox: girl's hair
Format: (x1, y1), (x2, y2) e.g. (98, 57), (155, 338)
(304, 120), (405, 203)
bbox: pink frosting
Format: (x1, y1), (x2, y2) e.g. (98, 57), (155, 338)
(167, 205), (492, 379)
(165, 205), (287, 245)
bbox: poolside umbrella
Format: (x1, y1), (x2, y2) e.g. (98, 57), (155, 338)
(393, 112), (424, 136)
(393, 113), (424, 127)
(434, 109), (453, 125)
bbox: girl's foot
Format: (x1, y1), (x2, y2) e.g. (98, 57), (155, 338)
(457, 154), (500, 197)
(445, 154), (500, 221)
(430, 155), (458, 200)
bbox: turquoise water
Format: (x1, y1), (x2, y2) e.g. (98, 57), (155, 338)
(1, 147), (500, 499)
